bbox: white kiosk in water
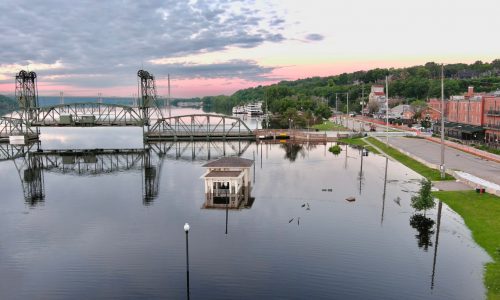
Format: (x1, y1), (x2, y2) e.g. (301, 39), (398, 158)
(201, 157), (254, 209)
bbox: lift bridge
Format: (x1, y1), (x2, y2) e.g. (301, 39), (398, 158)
(0, 70), (254, 143)
(0, 140), (251, 206)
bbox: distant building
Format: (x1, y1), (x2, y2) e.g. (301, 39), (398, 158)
(390, 104), (414, 120)
(368, 85), (387, 113)
(427, 86), (500, 144)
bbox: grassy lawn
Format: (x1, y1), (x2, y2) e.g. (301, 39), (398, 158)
(433, 191), (500, 300)
(337, 137), (381, 154)
(312, 121), (348, 131)
(366, 137), (454, 181)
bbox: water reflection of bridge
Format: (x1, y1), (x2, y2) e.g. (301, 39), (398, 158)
(0, 140), (251, 206)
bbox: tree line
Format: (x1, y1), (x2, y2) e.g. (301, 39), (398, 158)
(202, 60), (500, 128)
(204, 59), (500, 116)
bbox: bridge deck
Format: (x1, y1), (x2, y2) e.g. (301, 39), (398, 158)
(145, 131), (256, 141)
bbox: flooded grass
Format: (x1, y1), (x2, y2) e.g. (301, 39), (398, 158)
(433, 190), (500, 300)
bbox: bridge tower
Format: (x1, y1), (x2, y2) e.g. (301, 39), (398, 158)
(13, 152), (45, 206)
(15, 70), (39, 124)
(137, 70), (163, 128)
(143, 146), (159, 205)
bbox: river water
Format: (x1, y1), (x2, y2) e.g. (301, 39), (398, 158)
(0, 107), (490, 299)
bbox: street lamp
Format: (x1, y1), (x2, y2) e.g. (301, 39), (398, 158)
(426, 106), (446, 179)
(335, 92), (349, 127)
(184, 223), (190, 300)
(440, 64), (446, 179)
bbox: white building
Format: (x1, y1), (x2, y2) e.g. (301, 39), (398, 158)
(201, 157), (254, 209)
(368, 85), (387, 113)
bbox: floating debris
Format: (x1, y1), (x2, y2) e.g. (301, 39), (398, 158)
(297, 217), (300, 225)
(301, 204), (306, 208)
(327, 189), (333, 192)
(288, 218), (294, 223)
(322, 189), (327, 192)
(306, 203), (310, 210)
(393, 196), (401, 206)
(346, 196), (356, 202)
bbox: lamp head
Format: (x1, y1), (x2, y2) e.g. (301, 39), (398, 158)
(184, 223), (190, 232)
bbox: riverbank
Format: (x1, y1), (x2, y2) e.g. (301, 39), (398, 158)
(433, 191), (500, 300)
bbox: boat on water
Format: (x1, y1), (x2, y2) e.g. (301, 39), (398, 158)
(245, 102), (264, 116)
(232, 106), (247, 114)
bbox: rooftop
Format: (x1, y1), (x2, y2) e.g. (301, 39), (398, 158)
(202, 157), (254, 168)
(204, 170), (243, 178)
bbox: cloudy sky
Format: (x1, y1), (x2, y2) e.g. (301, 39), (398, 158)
(0, 0), (499, 98)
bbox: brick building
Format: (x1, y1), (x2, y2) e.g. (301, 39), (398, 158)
(427, 87), (500, 145)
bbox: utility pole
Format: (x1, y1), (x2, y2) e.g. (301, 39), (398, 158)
(168, 74), (171, 118)
(346, 93), (349, 129)
(361, 85), (365, 117)
(385, 76), (389, 145)
(440, 64), (446, 179)
(335, 94), (338, 113)
(346, 92), (349, 115)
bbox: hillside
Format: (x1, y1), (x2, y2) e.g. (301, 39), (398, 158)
(203, 60), (500, 114)
(0, 95), (18, 116)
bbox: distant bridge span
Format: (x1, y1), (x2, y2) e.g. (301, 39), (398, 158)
(30, 102), (146, 127)
(146, 114), (255, 141)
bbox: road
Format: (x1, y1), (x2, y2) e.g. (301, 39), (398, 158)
(387, 136), (500, 186)
(333, 115), (500, 186)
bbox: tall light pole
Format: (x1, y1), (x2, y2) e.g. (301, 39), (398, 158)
(335, 92), (349, 127)
(440, 64), (446, 179)
(361, 84), (365, 117)
(346, 93), (349, 116)
(335, 94), (338, 113)
(184, 223), (191, 300)
(385, 76), (389, 145)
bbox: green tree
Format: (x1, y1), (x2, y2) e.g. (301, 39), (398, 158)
(409, 214), (435, 251)
(411, 179), (435, 214)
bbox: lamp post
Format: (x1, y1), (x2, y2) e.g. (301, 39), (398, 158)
(335, 92), (349, 128)
(440, 64), (445, 179)
(385, 76), (389, 145)
(184, 223), (190, 300)
(427, 104), (446, 180)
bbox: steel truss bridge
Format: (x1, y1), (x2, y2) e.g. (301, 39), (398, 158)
(147, 114), (254, 141)
(0, 69), (255, 142)
(30, 103), (145, 127)
(1, 140), (250, 206)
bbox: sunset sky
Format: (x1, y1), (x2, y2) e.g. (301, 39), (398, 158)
(0, 0), (499, 98)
